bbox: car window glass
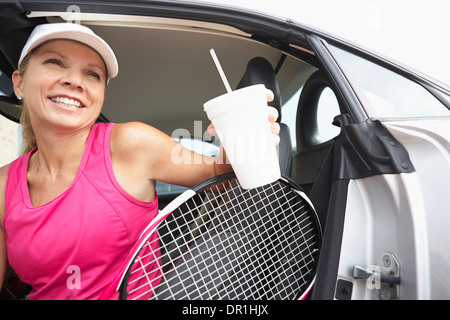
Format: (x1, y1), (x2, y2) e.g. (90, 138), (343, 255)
(316, 87), (340, 142)
(330, 44), (449, 119)
(281, 88), (301, 152)
(0, 71), (13, 96)
(282, 83), (340, 149)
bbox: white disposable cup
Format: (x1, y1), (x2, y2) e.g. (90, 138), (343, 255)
(203, 84), (281, 189)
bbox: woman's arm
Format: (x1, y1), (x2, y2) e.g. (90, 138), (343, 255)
(0, 165), (9, 289)
(110, 121), (224, 193)
(0, 227), (6, 290)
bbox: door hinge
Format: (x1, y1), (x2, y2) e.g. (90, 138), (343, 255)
(352, 252), (400, 300)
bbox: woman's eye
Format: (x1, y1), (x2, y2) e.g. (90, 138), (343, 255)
(44, 59), (63, 67)
(87, 71), (101, 80)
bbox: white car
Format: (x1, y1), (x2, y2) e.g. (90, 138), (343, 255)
(1, 0), (449, 300)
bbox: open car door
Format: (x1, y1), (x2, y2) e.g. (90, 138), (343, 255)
(305, 35), (450, 300)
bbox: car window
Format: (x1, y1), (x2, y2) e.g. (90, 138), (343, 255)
(0, 71), (13, 96)
(0, 117), (20, 167)
(281, 88), (301, 151)
(316, 87), (341, 142)
(330, 44), (450, 119)
(282, 85), (340, 149)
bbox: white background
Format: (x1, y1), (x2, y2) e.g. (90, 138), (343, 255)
(204, 0), (450, 87)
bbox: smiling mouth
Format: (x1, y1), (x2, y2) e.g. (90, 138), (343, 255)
(50, 96), (85, 109)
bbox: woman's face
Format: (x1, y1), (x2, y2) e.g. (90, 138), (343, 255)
(13, 39), (107, 133)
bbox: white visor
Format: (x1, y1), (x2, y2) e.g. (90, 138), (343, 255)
(18, 23), (118, 79)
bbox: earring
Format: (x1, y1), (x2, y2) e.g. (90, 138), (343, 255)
(17, 95), (22, 100)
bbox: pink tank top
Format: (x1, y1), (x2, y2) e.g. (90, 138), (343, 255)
(4, 122), (159, 300)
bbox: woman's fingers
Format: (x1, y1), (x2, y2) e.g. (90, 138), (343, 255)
(207, 123), (216, 135)
(267, 106), (279, 123)
(266, 89), (274, 103)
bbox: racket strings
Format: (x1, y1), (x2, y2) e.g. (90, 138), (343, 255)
(128, 182), (314, 300)
(207, 182), (317, 299)
(129, 182), (316, 300)
(124, 178), (320, 300)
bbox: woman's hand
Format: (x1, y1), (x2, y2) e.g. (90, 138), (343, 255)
(207, 89), (280, 145)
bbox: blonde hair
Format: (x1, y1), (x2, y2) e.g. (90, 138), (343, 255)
(19, 104), (36, 155)
(17, 53), (37, 155)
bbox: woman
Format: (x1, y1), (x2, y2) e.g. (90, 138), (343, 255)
(0, 23), (279, 299)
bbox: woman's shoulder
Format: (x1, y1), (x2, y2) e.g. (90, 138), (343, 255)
(110, 121), (173, 153)
(111, 121), (165, 137)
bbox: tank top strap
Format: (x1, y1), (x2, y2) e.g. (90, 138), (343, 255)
(80, 122), (115, 180)
(78, 122), (116, 173)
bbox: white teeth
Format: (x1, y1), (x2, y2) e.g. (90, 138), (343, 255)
(50, 97), (83, 108)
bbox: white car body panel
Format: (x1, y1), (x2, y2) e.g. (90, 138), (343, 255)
(338, 117), (450, 299)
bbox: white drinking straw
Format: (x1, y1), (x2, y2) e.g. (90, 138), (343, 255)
(209, 49), (232, 93)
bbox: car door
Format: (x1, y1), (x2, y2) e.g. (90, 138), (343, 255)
(306, 35), (450, 299)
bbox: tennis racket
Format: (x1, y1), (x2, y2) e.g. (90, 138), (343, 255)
(100, 173), (322, 300)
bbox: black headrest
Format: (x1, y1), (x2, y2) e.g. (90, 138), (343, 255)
(237, 57), (282, 122)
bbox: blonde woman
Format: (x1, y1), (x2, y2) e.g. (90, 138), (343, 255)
(0, 23), (279, 299)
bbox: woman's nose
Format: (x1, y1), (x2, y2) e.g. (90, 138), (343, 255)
(60, 69), (85, 91)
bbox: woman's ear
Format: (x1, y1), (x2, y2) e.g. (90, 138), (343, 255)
(12, 70), (24, 99)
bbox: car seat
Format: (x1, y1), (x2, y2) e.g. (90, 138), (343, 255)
(236, 57), (293, 177)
